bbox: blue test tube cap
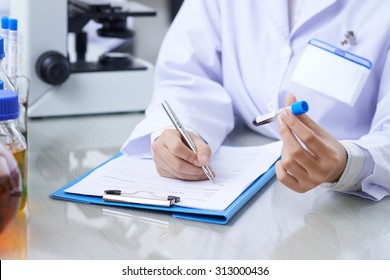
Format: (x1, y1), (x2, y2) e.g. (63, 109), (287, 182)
(291, 101), (309, 116)
(0, 37), (4, 59)
(1, 16), (9, 29)
(0, 80), (4, 90)
(9, 19), (18, 31)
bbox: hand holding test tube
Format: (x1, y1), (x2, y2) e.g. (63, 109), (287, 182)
(252, 101), (309, 126)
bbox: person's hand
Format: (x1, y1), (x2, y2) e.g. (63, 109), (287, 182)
(275, 94), (348, 192)
(151, 129), (212, 180)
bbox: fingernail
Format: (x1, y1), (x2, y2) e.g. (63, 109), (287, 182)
(201, 154), (209, 164)
(278, 110), (289, 125)
(278, 115), (283, 126)
(282, 109), (289, 118)
(193, 159), (201, 166)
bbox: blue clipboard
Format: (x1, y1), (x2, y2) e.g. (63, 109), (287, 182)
(50, 153), (277, 225)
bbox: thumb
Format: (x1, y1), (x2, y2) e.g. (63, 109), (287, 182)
(283, 93), (330, 137)
(188, 132), (212, 166)
(285, 93), (297, 106)
(284, 93), (331, 138)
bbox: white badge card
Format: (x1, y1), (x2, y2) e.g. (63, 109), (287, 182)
(291, 39), (372, 106)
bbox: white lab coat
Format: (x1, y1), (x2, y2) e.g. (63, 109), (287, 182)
(122, 0), (390, 200)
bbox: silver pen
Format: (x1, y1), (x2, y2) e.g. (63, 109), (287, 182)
(161, 100), (215, 183)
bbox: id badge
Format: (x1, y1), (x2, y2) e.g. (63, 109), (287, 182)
(291, 39), (372, 106)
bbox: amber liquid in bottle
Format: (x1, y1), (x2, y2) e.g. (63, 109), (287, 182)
(7, 145), (27, 211)
(0, 167), (26, 260)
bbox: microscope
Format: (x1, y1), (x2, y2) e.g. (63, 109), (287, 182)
(10, 0), (156, 117)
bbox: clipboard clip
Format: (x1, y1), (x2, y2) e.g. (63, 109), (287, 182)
(103, 190), (180, 208)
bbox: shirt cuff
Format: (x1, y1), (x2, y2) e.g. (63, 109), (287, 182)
(320, 141), (374, 193)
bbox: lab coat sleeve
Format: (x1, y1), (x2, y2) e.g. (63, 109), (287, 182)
(344, 48), (390, 200)
(121, 0), (234, 158)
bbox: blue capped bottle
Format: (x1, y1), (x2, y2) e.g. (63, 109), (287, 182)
(0, 81), (27, 210)
(0, 86), (22, 230)
(0, 85), (25, 259)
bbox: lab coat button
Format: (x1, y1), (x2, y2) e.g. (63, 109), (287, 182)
(279, 47), (291, 58)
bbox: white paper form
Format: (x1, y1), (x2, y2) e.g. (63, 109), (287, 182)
(65, 141), (283, 211)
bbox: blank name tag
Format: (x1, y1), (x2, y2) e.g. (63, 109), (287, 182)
(291, 39), (372, 106)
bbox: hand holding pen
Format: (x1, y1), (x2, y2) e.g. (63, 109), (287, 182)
(151, 100), (215, 183)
